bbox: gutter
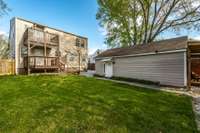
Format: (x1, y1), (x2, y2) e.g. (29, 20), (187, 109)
(96, 49), (187, 60)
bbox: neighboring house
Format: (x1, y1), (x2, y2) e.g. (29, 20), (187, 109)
(95, 36), (200, 88)
(9, 17), (88, 74)
(88, 49), (103, 70)
(88, 49), (103, 64)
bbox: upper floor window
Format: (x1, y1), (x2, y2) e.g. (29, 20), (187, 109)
(76, 38), (81, 47)
(76, 38), (86, 48)
(81, 40), (85, 48)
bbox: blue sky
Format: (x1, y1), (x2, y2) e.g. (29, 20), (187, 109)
(1, 0), (200, 54)
(0, 0), (106, 54)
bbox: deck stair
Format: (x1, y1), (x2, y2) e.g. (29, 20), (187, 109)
(59, 61), (65, 72)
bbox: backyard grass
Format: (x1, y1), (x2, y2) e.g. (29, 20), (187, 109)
(0, 75), (197, 133)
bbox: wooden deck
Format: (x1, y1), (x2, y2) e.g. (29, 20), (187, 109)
(24, 28), (59, 46)
(23, 27), (61, 74)
(24, 56), (60, 72)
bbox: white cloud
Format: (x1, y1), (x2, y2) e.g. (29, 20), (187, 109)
(192, 36), (200, 40)
(89, 48), (98, 55)
(88, 44), (108, 55)
(98, 27), (107, 36)
(0, 30), (8, 36)
(0, 31), (6, 35)
(192, 1), (200, 8)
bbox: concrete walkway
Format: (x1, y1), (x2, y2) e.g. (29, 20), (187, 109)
(96, 77), (200, 97)
(96, 77), (160, 89)
(80, 70), (95, 77)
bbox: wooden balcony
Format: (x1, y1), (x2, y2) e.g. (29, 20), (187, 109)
(24, 56), (59, 69)
(24, 28), (59, 46)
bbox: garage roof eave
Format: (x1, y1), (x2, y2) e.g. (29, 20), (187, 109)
(100, 58), (113, 62)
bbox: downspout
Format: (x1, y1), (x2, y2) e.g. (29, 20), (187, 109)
(187, 42), (191, 90)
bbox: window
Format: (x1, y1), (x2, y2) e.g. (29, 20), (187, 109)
(82, 58), (86, 62)
(81, 40), (85, 48)
(81, 43), (85, 48)
(76, 38), (86, 48)
(21, 47), (27, 56)
(70, 56), (74, 61)
(76, 38), (80, 47)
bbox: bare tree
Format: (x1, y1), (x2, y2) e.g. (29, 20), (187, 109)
(0, 0), (9, 58)
(0, 34), (9, 59)
(97, 0), (200, 47)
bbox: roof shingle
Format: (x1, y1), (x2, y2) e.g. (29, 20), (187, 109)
(96, 36), (188, 58)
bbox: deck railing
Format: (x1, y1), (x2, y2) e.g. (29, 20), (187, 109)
(24, 28), (59, 45)
(24, 56), (59, 69)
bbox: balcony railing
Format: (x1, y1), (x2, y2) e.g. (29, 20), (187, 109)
(24, 56), (59, 69)
(24, 28), (59, 46)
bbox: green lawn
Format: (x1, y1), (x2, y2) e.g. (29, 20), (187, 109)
(0, 75), (197, 133)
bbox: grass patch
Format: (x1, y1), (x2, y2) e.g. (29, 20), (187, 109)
(0, 75), (197, 133)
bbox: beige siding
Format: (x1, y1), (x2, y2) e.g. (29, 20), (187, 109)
(15, 18), (33, 73)
(113, 52), (186, 87)
(95, 60), (104, 76)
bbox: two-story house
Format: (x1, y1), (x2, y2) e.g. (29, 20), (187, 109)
(9, 17), (88, 74)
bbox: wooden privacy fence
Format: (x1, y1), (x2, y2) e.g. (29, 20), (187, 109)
(0, 59), (15, 75)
